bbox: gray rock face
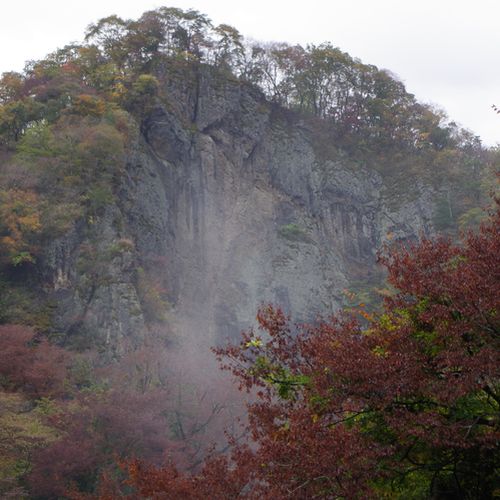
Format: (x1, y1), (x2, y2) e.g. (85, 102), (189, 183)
(41, 67), (436, 353)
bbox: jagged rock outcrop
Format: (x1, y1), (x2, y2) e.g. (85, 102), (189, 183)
(41, 67), (436, 353)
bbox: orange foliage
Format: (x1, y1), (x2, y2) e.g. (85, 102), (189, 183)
(0, 189), (42, 265)
(72, 94), (107, 117)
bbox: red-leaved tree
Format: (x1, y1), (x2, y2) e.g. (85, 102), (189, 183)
(0, 324), (69, 398)
(122, 202), (499, 498)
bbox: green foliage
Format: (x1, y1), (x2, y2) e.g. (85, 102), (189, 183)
(0, 98), (45, 145)
(35, 397), (58, 416)
(458, 207), (487, 231)
(0, 5), (491, 221)
(132, 74), (159, 96)
(11, 251), (35, 266)
(433, 195), (455, 230)
(15, 121), (54, 158)
(124, 74), (159, 114)
(0, 108), (128, 282)
(277, 223), (312, 243)
(0, 392), (59, 497)
(0, 4), (492, 344)
(186, 210), (499, 498)
(85, 184), (114, 213)
(0, 8), (496, 497)
(67, 357), (99, 392)
(106, 238), (135, 258)
(245, 348), (310, 400)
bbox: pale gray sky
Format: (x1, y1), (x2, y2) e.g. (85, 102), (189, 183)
(1, 0), (499, 145)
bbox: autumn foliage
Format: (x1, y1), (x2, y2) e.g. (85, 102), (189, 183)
(0, 324), (69, 398)
(123, 204), (499, 498)
(0, 6), (497, 499)
(0, 326), (242, 498)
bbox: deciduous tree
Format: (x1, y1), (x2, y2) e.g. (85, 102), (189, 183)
(124, 203), (499, 498)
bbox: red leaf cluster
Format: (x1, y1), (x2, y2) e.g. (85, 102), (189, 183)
(123, 204), (499, 498)
(0, 324), (69, 398)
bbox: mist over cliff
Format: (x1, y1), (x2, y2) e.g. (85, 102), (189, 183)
(0, 6), (497, 497)
(39, 69), (491, 355)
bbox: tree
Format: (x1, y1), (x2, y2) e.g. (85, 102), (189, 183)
(27, 387), (170, 498)
(0, 189), (42, 266)
(0, 324), (69, 398)
(0, 72), (25, 103)
(0, 98), (44, 144)
(84, 15), (130, 68)
(212, 24), (244, 70)
(7, 332), (240, 498)
(124, 203), (499, 498)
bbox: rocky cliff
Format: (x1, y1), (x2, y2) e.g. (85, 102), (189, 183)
(41, 66), (436, 354)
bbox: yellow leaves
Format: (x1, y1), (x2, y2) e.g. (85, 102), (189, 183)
(329, 339), (342, 350)
(18, 213), (42, 232)
(110, 81), (127, 102)
(371, 345), (388, 358)
(72, 94), (107, 117)
(377, 313), (397, 331)
(245, 338), (263, 349)
(1, 236), (17, 248)
(342, 288), (378, 321)
(0, 391), (59, 471)
(0, 189), (42, 265)
(132, 75), (159, 97)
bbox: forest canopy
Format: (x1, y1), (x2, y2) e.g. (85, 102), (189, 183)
(0, 5), (490, 156)
(0, 6), (494, 276)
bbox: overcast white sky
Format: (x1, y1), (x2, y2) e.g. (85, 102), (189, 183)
(1, 0), (499, 145)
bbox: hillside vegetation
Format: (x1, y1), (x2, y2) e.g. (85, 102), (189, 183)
(0, 8), (495, 273)
(0, 6), (498, 498)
